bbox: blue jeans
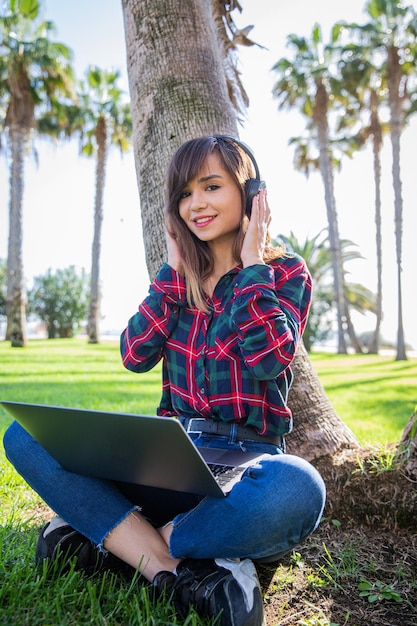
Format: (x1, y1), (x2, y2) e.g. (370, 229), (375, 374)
(3, 421), (326, 562)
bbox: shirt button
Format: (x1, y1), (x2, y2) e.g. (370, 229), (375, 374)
(200, 387), (205, 394)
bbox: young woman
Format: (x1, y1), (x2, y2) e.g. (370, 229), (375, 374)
(4, 135), (326, 626)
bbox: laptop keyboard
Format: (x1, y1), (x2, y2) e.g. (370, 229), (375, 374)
(207, 463), (244, 488)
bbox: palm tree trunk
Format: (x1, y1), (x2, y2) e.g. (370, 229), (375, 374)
(368, 106), (383, 354)
(387, 46), (406, 361)
(344, 303), (363, 354)
(5, 127), (28, 347)
(391, 122), (406, 360)
(313, 84), (347, 354)
(87, 117), (107, 344)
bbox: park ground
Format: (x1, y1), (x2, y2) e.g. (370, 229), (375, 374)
(260, 445), (417, 626)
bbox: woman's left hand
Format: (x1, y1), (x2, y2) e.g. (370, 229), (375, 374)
(240, 189), (271, 268)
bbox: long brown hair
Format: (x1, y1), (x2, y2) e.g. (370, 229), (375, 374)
(165, 135), (284, 310)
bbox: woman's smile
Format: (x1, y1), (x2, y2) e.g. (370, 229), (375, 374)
(193, 215), (217, 227)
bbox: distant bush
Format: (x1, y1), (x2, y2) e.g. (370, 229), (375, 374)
(28, 266), (89, 338)
(358, 331), (395, 351)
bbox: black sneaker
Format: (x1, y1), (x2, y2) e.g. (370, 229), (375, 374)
(36, 517), (133, 577)
(153, 557), (265, 626)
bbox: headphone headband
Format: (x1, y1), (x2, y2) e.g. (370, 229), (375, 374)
(211, 134), (261, 179)
(211, 134), (265, 217)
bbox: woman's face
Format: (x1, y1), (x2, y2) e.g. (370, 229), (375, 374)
(178, 153), (243, 247)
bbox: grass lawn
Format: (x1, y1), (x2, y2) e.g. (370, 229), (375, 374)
(0, 338), (416, 625)
(309, 350), (416, 446)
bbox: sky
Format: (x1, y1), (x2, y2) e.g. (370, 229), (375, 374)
(0, 0), (416, 350)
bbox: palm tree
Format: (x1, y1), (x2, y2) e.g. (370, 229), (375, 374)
(76, 66), (132, 344)
(276, 230), (376, 352)
(340, 0), (417, 360)
(275, 230), (332, 352)
(271, 24), (350, 354)
(0, 0), (75, 347)
(121, 0), (359, 460)
(337, 46), (390, 354)
(287, 129), (366, 353)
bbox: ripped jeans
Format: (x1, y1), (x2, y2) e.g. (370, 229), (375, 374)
(3, 421), (326, 562)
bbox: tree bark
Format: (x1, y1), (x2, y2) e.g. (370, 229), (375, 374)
(5, 127), (28, 347)
(121, 0), (360, 461)
(344, 304), (363, 354)
(368, 90), (383, 355)
(396, 412), (417, 481)
(387, 45), (406, 361)
(87, 116), (107, 344)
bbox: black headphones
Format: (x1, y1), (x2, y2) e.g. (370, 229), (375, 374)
(212, 135), (266, 216)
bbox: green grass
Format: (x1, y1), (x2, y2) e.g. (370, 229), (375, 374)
(0, 338), (162, 419)
(310, 351), (417, 445)
(0, 518), (201, 625)
(0, 338), (416, 624)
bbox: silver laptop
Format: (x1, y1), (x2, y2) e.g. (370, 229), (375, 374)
(1, 401), (267, 498)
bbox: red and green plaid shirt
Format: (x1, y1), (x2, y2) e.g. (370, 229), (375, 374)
(121, 255), (312, 437)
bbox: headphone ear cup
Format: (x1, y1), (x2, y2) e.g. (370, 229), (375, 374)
(244, 178), (265, 216)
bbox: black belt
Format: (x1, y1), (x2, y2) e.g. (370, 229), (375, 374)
(184, 417), (283, 446)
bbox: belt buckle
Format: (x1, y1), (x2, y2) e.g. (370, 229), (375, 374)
(187, 418), (204, 434)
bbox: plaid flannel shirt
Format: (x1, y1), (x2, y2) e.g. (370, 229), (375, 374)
(121, 254), (312, 437)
